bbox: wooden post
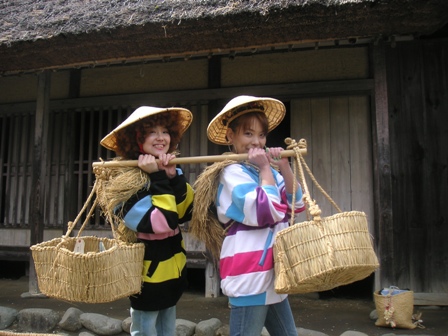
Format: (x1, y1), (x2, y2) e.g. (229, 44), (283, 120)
(28, 71), (51, 294)
(372, 41), (394, 287)
(205, 259), (220, 298)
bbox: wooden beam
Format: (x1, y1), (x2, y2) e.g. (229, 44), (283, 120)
(68, 69), (82, 98)
(28, 70), (51, 294)
(414, 293), (448, 306)
(372, 42), (394, 287)
(208, 55), (221, 89)
(0, 79), (374, 114)
(0, 246), (30, 261)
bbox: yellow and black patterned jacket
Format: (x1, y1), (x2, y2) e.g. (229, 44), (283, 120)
(121, 167), (194, 311)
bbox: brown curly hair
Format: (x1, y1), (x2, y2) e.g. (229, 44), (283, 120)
(114, 111), (183, 159)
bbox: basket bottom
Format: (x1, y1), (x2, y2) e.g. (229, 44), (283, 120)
(275, 265), (378, 294)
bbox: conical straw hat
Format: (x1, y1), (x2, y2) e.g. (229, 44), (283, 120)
(207, 95), (285, 145)
(100, 106), (193, 152)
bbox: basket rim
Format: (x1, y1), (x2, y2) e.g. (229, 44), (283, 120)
(30, 236), (144, 254)
(276, 210), (368, 237)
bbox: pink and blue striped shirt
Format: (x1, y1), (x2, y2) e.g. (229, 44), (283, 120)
(216, 162), (305, 307)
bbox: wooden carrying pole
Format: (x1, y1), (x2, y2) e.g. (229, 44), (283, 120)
(92, 148), (306, 168)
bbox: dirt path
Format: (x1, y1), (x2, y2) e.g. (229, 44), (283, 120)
(1, 277), (447, 335)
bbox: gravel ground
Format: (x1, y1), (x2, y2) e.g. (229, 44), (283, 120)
(1, 276), (447, 336)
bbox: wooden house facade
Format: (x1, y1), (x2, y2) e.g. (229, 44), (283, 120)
(0, 0), (447, 303)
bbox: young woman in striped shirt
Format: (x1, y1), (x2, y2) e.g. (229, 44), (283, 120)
(207, 96), (305, 336)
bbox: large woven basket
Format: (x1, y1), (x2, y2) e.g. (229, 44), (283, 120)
(274, 138), (380, 294)
(30, 181), (144, 303)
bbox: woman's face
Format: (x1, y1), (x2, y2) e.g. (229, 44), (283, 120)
(141, 125), (171, 157)
(226, 117), (267, 154)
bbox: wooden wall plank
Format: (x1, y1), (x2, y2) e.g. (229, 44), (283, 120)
(76, 109), (86, 224)
(9, 115), (20, 225)
(86, 108), (96, 227)
(290, 96), (373, 222)
(189, 103), (209, 181)
(46, 109), (56, 228)
(20, 114), (32, 227)
(0, 115), (5, 227)
(311, 98), (332, 216)
(182, 104), (195, 182)
(386, 41), (448, 293)
(330, 97), (351, 213)
(290, 99), (312, 222)
(0, 114), (5, 226)
(63, 109), (75, 234)
(397, 42), (425, 289)
(349, 96), (374, 231)
(290, 99), (312, 149)
(421, 42), (448, 293)
(58, 112), (68, 226)
(199, 105), (209, 158)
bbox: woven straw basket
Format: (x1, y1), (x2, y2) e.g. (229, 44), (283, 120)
(374, 288), (417, 329)
(274, 138), (380, 294)
(30, 182), (144, 303)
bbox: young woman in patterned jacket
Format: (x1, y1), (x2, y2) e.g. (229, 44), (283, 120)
(100, 106), (194, 336)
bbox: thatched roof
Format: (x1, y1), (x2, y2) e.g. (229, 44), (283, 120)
(1, 0), (447, 75)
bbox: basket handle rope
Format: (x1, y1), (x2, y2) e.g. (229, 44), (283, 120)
(63, 179), (117, 240)
(48, 180), (117, 277)
(285, 137), (342, 227)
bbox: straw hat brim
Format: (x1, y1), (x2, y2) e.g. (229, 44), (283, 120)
(207, 95), (286, 145)
(100, 106), (193, 152)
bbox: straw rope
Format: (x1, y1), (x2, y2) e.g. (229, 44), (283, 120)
(190, 158), (236, 262)
(285, 137), (336, 267)
(93, 162), (152, 243)
(285, 137), (341, 222)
